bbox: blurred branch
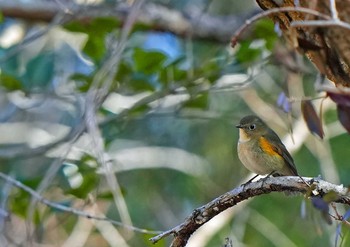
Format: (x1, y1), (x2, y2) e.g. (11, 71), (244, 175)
(0, 171), (160, 235)
(0, 122), (85, 159)
(150, 176), (350, 247)
(0, 1), (254, 42)
(83, 0), (144, 235)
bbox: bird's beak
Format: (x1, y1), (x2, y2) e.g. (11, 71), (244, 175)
(236, 124), (242, 128)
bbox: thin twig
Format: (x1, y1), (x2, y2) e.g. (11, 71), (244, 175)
(0, 172), (160, 235)
(0, 117), (85, 159)
(84, 0), (145, 235)
(26, 136), (80, 243)
(329, 0), (339, 20)
(231, 6), (330, 47)
(291, 20), (350, 30)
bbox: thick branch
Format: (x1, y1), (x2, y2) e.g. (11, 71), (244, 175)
(150, 176), (350, 246)
(0, 1), (253, 42)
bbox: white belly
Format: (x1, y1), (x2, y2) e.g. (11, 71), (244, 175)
(237, 142), (276, 175)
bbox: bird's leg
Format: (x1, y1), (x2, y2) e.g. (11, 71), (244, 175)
(241, 174), (259, 187)
(259, 171), (276, 187)
(297, 175), (311, 187)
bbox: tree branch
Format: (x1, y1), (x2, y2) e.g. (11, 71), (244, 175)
(0, 171), (160, 235)
(0, 1), (253, 42)
(149, 176), (350, 246)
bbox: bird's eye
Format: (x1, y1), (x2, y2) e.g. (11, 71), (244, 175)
(249, 124), (256, 130)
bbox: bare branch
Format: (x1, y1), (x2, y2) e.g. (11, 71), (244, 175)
(230, 6), (331, 47)
(329, 0), (339, 20)
(150, 176), (350, 246)
(0, 121), (85, 159)
(0, 172), (160, 235)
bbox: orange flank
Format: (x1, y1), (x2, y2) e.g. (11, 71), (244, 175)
(259, 137), (281, 157)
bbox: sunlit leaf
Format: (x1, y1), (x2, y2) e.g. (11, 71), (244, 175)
(337, 104), (350, 133)
(301, 100), (324, 139)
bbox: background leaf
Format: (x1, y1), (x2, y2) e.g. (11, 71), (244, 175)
(337, 104), (350, 133)
(327, 91), (350, 107)
(301, 100), (324, 139)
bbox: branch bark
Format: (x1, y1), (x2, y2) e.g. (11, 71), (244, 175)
(150, 176), (350, 246)
(255, 0), (350, 87)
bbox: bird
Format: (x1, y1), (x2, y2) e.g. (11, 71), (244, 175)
(236, 115), (298, 182)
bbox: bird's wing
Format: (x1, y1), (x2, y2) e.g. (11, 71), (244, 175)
(266, 130), (298, 176)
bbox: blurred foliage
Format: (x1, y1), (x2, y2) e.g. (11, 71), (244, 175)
(0, 0), (349, 247)
(64, 17), (121, 62)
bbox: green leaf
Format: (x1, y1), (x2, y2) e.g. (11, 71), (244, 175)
(159, 67), (187, 87)
(128, 104), (151, 116)
(253, 19), (277, 50)
(11, 189), (30, 218)
(10, 178), (41, 219)
(64, 17), (120, 61)
(63, 156), (99, 199)
(0, 73), (22, 91)
(0, 48), (19, 74)
(97, 191), (114, 200)
(129, 73), (156, 92)
(235, 40), (262, 64)
(22, 52), (54, 91)
(70, 73), (93, 92)
(115, 60), (133, 84)
(200, 60), (221, 83)
(133, 48), (167, 74)
(182, 93), (208, 109)
(84, 37), (105, 61)
(301, 100), (324, 139)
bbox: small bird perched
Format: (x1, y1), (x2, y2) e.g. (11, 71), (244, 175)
(236, 115), (298, 182)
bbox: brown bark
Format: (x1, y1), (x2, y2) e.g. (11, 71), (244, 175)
(256, 0), (350, 87)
